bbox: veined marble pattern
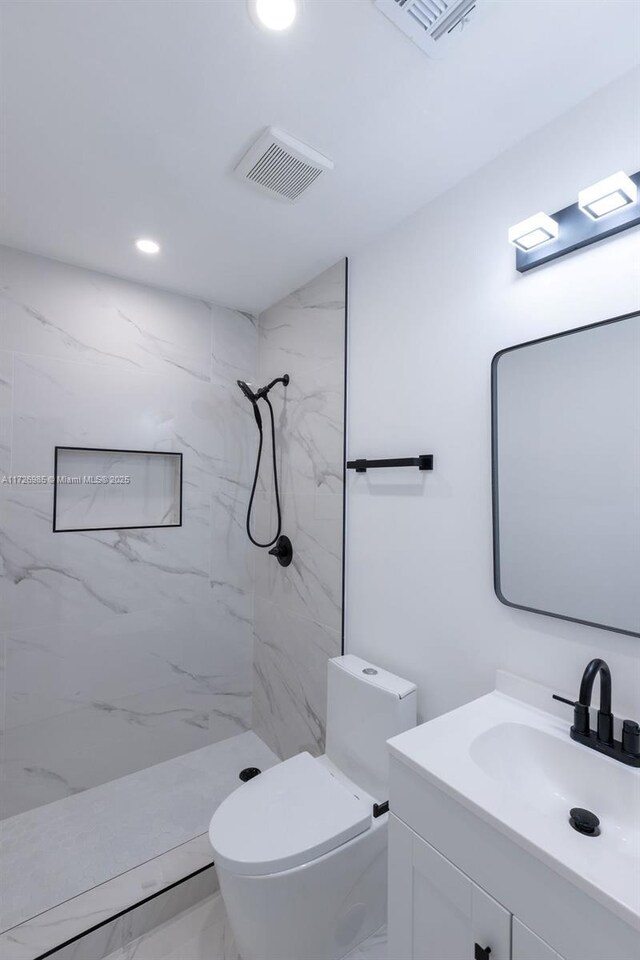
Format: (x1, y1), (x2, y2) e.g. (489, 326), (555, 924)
(103, 888), (386, 960)
(210, 307), (257, 387)
(1, 598), (254, 817)
(0, 245), (213, 381)
(1, 835), (217, 960)
(1, 731), (278, 934)
(49, 869), (219, 960)
(255, 490), (343, 632)
(253, 260), (346, 759)
(0, 351), (12, 476)
(104, 892), (240, 960)
(253, 597), (340, 760)
(0, 246), (258, 821)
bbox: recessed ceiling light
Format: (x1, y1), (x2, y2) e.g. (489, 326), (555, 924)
(508, 212), (559, 252)
(578, 171), (637, 221)
(135, 238), (160, 255)
(249, 0), (298, 32)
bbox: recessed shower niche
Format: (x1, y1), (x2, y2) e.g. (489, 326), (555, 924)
(53, 446), (183, 532)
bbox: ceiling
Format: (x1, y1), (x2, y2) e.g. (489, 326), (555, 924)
(1, 0), (638, 313)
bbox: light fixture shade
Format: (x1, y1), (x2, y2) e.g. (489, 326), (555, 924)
(135, 238), (160, 254)
(508, 212), (559, 252)
(249, 0), (298, 31)
(578, 171), (637, 220)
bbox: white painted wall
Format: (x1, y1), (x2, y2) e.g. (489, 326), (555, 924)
(345, 68), (640, 723)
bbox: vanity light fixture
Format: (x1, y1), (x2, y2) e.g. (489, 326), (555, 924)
(511, 169), (640, 273)
(249, 0), (298, 32)
(578, 171), (637, 220)
(508, 212), (558, 252)
(135, 238), (160, 255)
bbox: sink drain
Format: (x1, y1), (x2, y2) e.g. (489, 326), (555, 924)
(569, 807), (600, 836)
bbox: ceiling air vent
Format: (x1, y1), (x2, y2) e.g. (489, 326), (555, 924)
(375, 0), (480, 57)
(235, 127), (333, 203)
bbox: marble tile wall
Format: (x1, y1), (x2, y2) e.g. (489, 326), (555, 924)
(252, 260), (346, 759)
(0, 245), (258, 818)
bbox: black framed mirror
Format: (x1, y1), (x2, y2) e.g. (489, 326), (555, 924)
(491, 311), (640, 637)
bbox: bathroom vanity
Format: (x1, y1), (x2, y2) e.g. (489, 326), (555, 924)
(387, 674), (640, 960)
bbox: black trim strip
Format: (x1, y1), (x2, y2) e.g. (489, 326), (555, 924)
(52, 446), (183, 533)
(341, 257), (349, 656)
(32, 862), (215, 960)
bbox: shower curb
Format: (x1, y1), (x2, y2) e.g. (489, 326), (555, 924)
(1, 834), (216, 960)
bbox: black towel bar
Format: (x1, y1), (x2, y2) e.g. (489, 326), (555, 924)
(346, 455), (433, 473)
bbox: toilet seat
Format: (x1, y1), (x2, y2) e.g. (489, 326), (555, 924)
(208, 752), (371, 877)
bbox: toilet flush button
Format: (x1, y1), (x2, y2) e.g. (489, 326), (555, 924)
(362, 668), (378, 675)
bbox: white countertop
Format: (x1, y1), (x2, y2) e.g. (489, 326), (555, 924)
(388, 679), (640, 932)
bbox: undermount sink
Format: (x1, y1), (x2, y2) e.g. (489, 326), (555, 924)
(387, 677), (640, 930)
(470, 721), (638, 857)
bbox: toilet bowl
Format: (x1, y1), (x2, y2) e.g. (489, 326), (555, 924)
(208, 655), (417, 960)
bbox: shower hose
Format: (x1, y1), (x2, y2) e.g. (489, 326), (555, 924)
(246, 395), (282, 548)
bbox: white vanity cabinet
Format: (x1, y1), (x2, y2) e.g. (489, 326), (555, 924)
(386, 683), (640, 960)
(387, 753), (639, 960)
(388, 815), (511, 960)
(388, 812), (569, 960)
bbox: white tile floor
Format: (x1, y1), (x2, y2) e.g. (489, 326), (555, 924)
(104, 893), (387, 960)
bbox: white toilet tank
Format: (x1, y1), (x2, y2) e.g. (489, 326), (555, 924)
(325, 655), (417, 800)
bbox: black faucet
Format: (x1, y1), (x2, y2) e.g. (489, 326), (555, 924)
(553, 658), (640, 767)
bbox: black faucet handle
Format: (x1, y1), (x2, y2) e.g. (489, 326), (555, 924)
(622, 720), (640, 757)
(267, 535), (293, 567)
(552, 694), (590, 735)
(552, 694), (575, 707)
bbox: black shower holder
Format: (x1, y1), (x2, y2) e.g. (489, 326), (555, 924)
(346, 454), (434, 473)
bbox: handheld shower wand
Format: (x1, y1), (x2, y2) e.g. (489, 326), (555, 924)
(236, 375), (290, 552)
(236, 379), (256, 402)
(236, 380), (263, 428)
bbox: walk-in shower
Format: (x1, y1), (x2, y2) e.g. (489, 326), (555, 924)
(0, 246), (346, 956)
(237, 374), (293, 566)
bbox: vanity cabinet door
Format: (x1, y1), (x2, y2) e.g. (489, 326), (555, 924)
(388, 815), (511, 960)
(512, 919), (565, 960)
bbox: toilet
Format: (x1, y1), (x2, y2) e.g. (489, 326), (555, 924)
(208, 654), (417, 960)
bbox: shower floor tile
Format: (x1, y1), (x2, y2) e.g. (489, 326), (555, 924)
(0, 732), (278, 935)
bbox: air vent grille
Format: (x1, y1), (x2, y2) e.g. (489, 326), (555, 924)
(247, 144), (322, 201)
(375, 0), (479, 57)
(235, 127), (333, 203)
(408, 0), (449, 31)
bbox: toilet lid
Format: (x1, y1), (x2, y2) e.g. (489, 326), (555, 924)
(208, 752), (371, 877)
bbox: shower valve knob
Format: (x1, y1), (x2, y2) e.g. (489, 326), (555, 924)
(268, 535), (293, 567)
